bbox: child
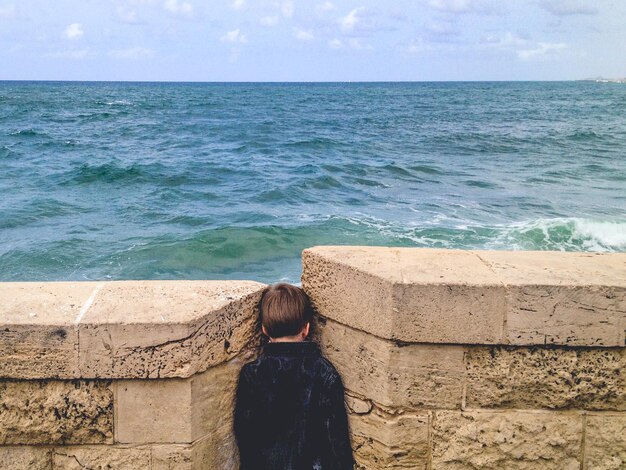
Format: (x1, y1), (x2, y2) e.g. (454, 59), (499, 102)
(234, 283), (355, 470)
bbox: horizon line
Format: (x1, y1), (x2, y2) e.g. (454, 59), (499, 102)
(0, 79), (593, 84)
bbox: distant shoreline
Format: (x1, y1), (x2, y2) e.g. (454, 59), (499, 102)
(580, 77), (626, 84)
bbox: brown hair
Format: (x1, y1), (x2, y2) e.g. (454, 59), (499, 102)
(259, 283), (313, 338)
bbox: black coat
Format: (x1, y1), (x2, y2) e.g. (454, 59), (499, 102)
(233, 340), (355, 470)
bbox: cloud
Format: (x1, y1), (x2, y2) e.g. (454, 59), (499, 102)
(481, 31), (528, 48)
(294, 28), (314, 41)
(328, 38), (342, 49)
(116, 6), (139, 23)
(422, 21), (461, 43)
(232, 0), (245, 10)
(539, 0), (597, 16)
(260, 15), (279, 26)
(164, 0), (193, 16)
(220, 29), (247, 44)
(281, 0), (294, 18)
(45, 49), (91, 59)
(108, 47), (155, 59)
(340, 8), (362, 33)
(0, 4), (16, 19)
(339, 7), (394, 36)
(64, 23), (84, 40)
(406, 39), (436, 53)
(517, 42), (566, 60)
(317, 2), (335, 12)
(426, 0), (498, 14)
(327, 37), (371, 50)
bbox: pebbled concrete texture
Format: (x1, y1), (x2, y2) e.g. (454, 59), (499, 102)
(465, 346), (626, 411)
(0, 380), (113, 445)
(584, 414), (626, 470)
(0, 446), (52, 470)
(431, 410), (583, 470)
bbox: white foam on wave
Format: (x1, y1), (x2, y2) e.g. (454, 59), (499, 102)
(489, 217), (626, 252)
(106, 100), (132, 106)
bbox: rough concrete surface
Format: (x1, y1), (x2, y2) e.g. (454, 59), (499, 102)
(302, 246), (626, 346)
(319, 317), (465, 409)
(465, 346), (626, 411)
(51, 445), (151, 469)
(584, 414), (626, 470)
(79, 281), (265, 379)
(349, 401), (429, 469)
(0, 380), (113, 445)
(0, 446), (52, 470)
(431, 410), (583, 469)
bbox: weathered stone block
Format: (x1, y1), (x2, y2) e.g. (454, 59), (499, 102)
(431, 410), (583, 469)
(0, 380), (113, 445)
(0, 282), (100, 379)
(115, 354), (248, 445)
(151, 427), (237, 470)
(0, 446), (52, 470)
(505, 285), (624, 347)
(115, 378), (192, 444)
(319, 318), (465, 408)
(52, 445), (151, 469)
(78, 281), (264, 379)
(349, 402), (429, 469)
(302, 247), (507, 344)
(465, 346), (626, 411)
(584, 414), (626, 470)
(151, 444), (193, 470)
(474, 250), (626, 347)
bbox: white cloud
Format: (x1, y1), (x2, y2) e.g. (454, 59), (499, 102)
(406, 39), (434, 53)
(109, 47), (154, 59)
(539, 0), (597, 16)
(164, 0), (193, 16)
(317, 1), (335, 12)
(338, 7), (391, 36)
(0, 4), (16, 19)
(482, 31), (528, 48)
(281, 0), (294, 18)
(327, 37), (371, 50)
(517, 42), (566, 60)
(220, 29), (247, 44)
(328, 38), (342, 49)
(116, 6), (139, 23)
(340, 8), (362, 33)
(294, 28), (314, 41)
(64, 23), (84, 40)
(232, 0), (245, 10)
(347, 38), (372, 50)
(260, 15), (279, 26)
(426, 0), (498, 14)
(45, 49), (90, 59)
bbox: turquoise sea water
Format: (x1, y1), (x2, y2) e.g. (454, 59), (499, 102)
(0, 81), (624, 283)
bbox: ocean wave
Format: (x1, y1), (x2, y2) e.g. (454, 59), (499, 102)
(56, 161), (203, 187)
(486, 218), (626, 252)
(0, 198), (89, 230)
(1, 215), (623, 282)
(0, 145), (17, 158)
(106, 100), (132, 106)
(9, 128), (48, 138)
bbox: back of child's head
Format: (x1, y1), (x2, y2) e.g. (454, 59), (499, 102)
(259, 283), (313, 338)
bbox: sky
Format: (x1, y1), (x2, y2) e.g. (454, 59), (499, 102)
(0, 0), (625, 81)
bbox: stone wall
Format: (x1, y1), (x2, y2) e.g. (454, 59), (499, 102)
(0, 281), (266, 469)
(1, 248), (624, 469)
(302, 247), (626, 470)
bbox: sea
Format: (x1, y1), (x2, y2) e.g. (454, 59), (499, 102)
(0, 81), (624, 284)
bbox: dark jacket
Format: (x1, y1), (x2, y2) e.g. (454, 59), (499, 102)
(233, 340), (355, 470)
